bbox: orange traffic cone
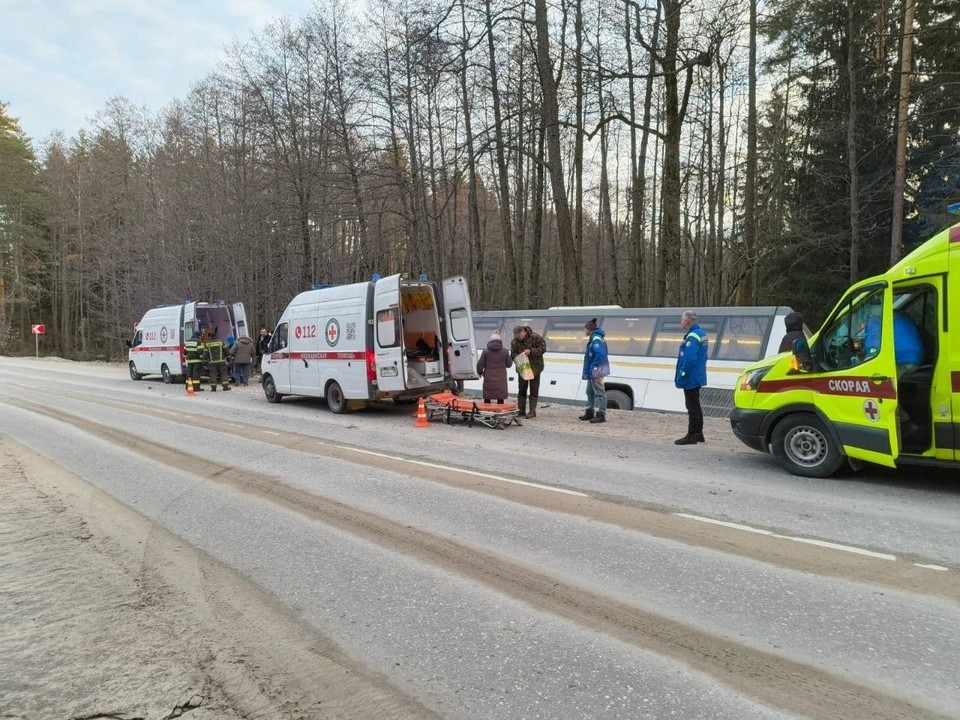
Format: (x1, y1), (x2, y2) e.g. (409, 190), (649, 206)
(185, 377), (196, 396)
(414, 397), (430, 428)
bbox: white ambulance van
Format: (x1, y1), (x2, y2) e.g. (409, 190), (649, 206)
(261, 274), (478, 412)
(127, 301), (248, 382)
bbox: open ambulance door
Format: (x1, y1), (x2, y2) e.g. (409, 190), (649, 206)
(232, 303), (248, 339)
(812, 283), (899, 468)
(374, 275), (406, 392)
(180, 302), (197, 373)
(441, 276), (479, 380)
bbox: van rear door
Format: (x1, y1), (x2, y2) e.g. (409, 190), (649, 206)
(182, 302), (197, 340)
(232, 303), (248, 339)
(441, 276), (479, 380)
(374, 275), (406, 392)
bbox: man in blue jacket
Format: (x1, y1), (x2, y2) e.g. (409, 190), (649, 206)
(579, 318), (610, 424)
(674, 310), (708, 445)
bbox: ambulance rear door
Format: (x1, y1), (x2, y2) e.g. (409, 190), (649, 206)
(373, 275), (406, 392)
(441, 276), (479, 380)
(811, 283), (899, 467)
(182, 302), (197, 342)
(232, 302), (248, 339)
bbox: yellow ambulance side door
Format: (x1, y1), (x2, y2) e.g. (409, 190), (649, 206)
(810, 284), (900, 468)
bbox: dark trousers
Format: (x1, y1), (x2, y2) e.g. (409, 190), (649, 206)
(188, 363), (203, 385)
(518, 373), (541, 404)
(209, 363), (228, 387)
(684, 387), (703, 435)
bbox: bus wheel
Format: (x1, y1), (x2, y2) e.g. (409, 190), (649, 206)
(161, 364), (172, 384)
(326, 381), (348, 414)
(771, 413), (844, 478)
(129, 362), (142, 381)
(263, 374), (283, 403)
(606, 389), (633, 411)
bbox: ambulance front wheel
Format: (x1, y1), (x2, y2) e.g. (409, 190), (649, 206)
(129, 361), (142, 381)
(263, 374), (284, 403)
(161, 364), (172, 384)
(770, 413), (844, 478)
(326, 381), (348, 414)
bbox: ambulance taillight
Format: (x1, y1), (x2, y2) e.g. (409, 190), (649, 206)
(366, 349), (377, 382)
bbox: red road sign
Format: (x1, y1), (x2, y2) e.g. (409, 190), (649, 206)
(31, 324), (45, 335)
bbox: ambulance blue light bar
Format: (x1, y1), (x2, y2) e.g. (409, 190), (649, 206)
(372, 273), (382, 281)
(948, 202), (960, 216)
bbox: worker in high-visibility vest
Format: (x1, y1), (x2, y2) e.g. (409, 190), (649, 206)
(203, 328), (232, 392)
(183, 329), (205, 392)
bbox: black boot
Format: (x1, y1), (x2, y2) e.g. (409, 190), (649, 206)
(526, 398), (537, 419)
(693, 432), (705, 443)
(518, 399), (527, 417)
(579, 408), (594, 421)
(674, 435), (697, 445)
(589, 412), (605, 424)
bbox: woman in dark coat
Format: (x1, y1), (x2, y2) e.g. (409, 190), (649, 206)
(476, 331), (511, 403)
(778, 311), (806, 353)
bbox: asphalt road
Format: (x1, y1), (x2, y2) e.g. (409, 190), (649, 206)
(1, 356), (958, 720)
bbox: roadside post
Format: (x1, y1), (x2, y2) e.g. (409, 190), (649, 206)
(31, 324), (45, 357)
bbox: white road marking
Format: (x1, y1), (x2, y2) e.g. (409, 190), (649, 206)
(675, 513), (773, 535)
(771, 535), (896, 560)
(676, 513), (896, 560)
(914, 563), (949, 572)
(332, 445), (589, 497)
(263, 430), (280, 436)
(229, 423), (244, 428)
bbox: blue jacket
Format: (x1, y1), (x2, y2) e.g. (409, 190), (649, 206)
(582, 329), (610, 380)
(893, 313), (924, 366)
(675, 324), (707, 389)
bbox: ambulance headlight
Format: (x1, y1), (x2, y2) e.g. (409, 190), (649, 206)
(740, 366), (771, 391)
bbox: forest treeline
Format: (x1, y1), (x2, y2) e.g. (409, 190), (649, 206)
(0, 0), (958, 359)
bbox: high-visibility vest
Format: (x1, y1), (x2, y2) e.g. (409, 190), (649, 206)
(205, 339), (227, 364)
(184, 339), (202, 364)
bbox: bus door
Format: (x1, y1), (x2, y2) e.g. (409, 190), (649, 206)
(374, 275), (406, 392)
(810, 283), (900, 467)
(441, 276), (479, 380)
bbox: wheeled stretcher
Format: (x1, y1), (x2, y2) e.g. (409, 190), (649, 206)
(424, 393), (523, 429)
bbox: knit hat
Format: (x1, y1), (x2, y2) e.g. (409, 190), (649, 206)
(490, 331), (501, 341)
(585, 318), (598, 332)
(513, 325), (525, 336)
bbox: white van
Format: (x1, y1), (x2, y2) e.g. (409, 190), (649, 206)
(261, 274), (478, 412)
(127, 301), (248, 383)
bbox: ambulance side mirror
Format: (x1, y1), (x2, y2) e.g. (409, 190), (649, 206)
(793, 338), (816, 372)
(125, 339), (132, 348)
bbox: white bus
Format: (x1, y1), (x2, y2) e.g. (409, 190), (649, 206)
(465, 306), (798, 416)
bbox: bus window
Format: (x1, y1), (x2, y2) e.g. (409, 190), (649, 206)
(505, 317), (548, 337)
(603, 316), (656, 356)
(648, 318), (720, 357)
(543, 317), (593, 353)
(714, 316), (770, 361)
(473, 316), (503, 339)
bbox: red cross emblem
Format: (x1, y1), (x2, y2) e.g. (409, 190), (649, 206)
(325, 319), (340, 347)
(863, 399), (880, 422)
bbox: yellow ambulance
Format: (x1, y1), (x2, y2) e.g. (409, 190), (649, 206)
(731, 207), (960, 477)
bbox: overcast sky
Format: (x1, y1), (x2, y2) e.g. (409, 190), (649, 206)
(1, 0), (312, 146)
